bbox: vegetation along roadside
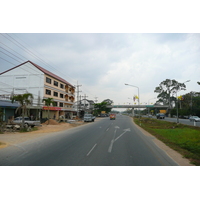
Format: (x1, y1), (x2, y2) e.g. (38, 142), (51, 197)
(134, 117), (200, 166)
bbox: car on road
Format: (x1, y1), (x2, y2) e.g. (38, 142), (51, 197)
(13, 117), (41, 127)
(156, 113), (165, 119)
(83, 114), (95, 122)
(110, 114), (116, 120)
(189, 116), (200, 122)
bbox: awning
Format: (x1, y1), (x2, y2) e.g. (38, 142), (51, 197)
(0, 100), (19, 108)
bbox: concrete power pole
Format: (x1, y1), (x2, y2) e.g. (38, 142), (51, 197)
(76, 81), (82, 118)
(82, 94), (88, 112)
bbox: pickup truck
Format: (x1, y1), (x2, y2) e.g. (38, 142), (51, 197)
(156, 113), (165, 119)
(13, 117), (41, 127)
(83, 114), (95, 122)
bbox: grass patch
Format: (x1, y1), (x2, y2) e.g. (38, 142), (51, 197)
(134, 117), (200, 165)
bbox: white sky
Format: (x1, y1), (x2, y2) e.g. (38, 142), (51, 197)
(1, 33), (199, 109)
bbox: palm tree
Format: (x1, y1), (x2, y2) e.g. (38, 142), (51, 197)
(11, 93), (34, 128)
(42, 98), (55, 124)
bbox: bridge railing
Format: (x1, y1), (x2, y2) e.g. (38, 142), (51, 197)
(106, 105), (169, 109)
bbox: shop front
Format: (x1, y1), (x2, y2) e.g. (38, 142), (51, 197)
(0, 100), (19, 122)
(42, 106), (75, 121)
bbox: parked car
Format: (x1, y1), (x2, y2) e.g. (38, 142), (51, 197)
(100, 114), (108, 117)
(13, 117), (41, 127)
(189, 116), (200, 122)
(156, 113), (165, 119)
(83, 114), (95, 122)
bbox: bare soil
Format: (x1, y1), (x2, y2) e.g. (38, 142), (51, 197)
(0, 120), (85, 148)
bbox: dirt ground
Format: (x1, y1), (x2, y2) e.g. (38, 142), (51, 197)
(0, 120), (85, 148)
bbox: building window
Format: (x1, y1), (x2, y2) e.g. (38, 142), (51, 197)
(46, 89), (51, 95)
(60, 83), (64, 89)
(60, 102), (63, 107)
(54, 102), (58, 107)
(46, 77), (51, 84)
(60, 93), (64, 98)
(54, 81), (58, 87)
(53, 91), (58, 97)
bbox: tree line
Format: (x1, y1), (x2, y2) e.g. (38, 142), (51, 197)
(154, 79), (200, 117)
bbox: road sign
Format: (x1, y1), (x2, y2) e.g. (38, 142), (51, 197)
(146, 105), (154, 107)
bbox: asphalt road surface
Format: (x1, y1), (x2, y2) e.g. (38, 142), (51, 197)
(148, 116), (200, 127)
(0, 115), (179, 166)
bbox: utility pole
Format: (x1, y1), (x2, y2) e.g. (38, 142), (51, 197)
(82, 94), (88, 112)
(94, 96), (98, 103)
(75, 81), (82, 118)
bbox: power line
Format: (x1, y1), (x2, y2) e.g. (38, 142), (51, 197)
(0, 33), (98, 102)
(9, 33), (78, 84)
(0, 50), (22, 63)
(1, 33), (77, 86)
(0, 56), (16, 65)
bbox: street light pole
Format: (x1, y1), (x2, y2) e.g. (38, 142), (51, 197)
(125, 83), (140, 117)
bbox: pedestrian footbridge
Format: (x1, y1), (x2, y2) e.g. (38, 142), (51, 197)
(106, 105), (169, 109)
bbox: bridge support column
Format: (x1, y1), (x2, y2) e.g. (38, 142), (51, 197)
(132, 108), (134, 117)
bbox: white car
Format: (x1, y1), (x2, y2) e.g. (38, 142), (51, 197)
(189, 116), (200, 122)
(83, 114), (95, 122)
(13, 117), (41, 127)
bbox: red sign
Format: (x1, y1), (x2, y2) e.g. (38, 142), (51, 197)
(43, 106), (61, 111)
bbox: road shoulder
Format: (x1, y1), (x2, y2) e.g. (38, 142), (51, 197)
(132, 119), (194, 166)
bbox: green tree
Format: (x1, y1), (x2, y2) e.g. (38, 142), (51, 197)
(94, 101), (112, 115)
(154, 79), (186, 116)
(42, 98), (55, 124)
(11, 93), (34, 128)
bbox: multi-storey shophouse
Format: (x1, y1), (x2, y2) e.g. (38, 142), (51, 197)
(0, 61), (75, 121)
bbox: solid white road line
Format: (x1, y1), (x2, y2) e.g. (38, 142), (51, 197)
(87, 144), (97, 156)
(108, 139), (115, 153)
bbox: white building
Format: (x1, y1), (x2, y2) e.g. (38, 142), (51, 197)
(73, 99), (95, 117)
(0, 60), (75, 120)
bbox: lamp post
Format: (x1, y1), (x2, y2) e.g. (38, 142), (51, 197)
(125, 83), (140, 117)
(176, 80), (190, 123)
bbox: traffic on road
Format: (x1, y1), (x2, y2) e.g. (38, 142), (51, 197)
(0, 114), (179, 166)
(145, 114), (200, 127)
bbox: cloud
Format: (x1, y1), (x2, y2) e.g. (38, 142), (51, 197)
(0, 33), (200, 108)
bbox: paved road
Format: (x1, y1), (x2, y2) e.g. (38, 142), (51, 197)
(0, 115), (178, 166)
(148, 116), (200, 127)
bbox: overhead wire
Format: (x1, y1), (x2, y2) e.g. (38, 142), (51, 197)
(7, 33), (78, 84)
(0, 33), (97, 101)
(0, 34), (78, 106)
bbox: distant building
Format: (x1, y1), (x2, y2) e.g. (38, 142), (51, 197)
(73, 99), (95, 117)
(102, 99), (113, 105)
(0, 60), (75, 120)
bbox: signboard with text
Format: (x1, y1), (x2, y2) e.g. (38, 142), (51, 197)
(43, 106), (61, 111)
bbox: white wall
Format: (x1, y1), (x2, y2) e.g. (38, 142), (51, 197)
(0, 62), (44, 106)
